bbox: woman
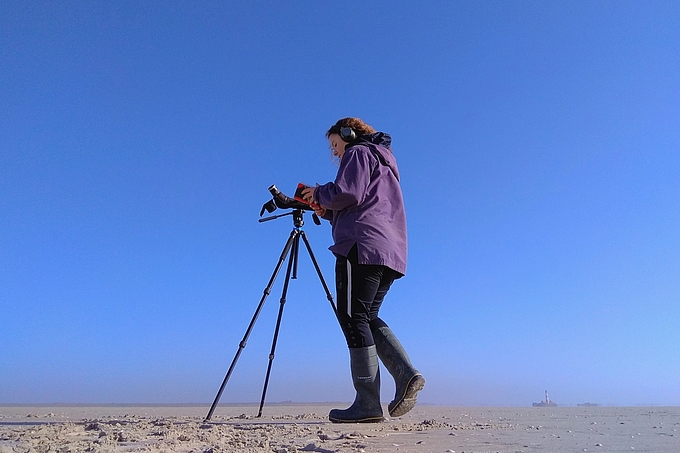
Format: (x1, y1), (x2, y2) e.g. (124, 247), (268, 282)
(301, 117), (425, 423)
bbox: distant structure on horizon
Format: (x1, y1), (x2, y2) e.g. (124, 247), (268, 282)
(532, 390), (558, 407)
(577, 402), (599, 407)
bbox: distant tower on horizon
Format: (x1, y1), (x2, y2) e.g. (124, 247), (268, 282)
(532, 390), (558, 407)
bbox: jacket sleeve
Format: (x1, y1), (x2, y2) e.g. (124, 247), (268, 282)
(314, 147), (373, 211)
(320, 208), (333, 222)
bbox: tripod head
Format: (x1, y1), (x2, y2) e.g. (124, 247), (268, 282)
(259, 185), (321, 227)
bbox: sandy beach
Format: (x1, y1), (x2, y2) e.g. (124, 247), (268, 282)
(1, 404), (678, 452)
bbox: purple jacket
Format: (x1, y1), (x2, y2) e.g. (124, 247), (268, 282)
(314, 132), (407, 276)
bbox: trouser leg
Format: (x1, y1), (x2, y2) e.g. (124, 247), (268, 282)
(334, 246), (396, 348)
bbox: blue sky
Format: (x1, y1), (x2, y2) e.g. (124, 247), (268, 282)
(2, 1), (679, 408)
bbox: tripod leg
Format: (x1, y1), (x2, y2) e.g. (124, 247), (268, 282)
(204, 229), (299, 422)
(300, 230), (337, 316)
(292, 229), (300, 279)
(257, 231), (299, 417)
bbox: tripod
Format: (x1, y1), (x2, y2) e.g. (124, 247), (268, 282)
(205, 208), (336, 422)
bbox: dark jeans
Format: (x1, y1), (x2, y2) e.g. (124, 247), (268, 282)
(335, 245), (398, 348)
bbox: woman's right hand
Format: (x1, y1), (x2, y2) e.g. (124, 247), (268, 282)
(300, 186), (317, 204)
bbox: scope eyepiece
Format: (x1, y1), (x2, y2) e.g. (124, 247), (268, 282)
(268, 184), (281, 197)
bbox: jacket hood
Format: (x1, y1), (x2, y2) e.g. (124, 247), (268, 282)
(357, 132), (400, 181)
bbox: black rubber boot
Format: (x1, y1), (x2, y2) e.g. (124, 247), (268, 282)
(372, 326), (425, 417)
(329, 346), (384, 423)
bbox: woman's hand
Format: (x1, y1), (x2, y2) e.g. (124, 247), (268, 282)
(301, 185), (326, 217)
(300, 186), (317, 204)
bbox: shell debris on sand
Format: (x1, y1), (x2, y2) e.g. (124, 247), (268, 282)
(1, 405), (679, 452)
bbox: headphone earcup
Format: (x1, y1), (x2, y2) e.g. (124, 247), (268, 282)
(339, 126), (356, 143)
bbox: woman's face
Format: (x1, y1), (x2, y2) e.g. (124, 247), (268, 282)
(328, 133), (347, 160)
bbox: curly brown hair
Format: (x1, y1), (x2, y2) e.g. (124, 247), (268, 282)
(325, 117), (376, 138)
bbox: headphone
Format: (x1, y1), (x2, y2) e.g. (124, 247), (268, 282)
(339, 126), (357, 143)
